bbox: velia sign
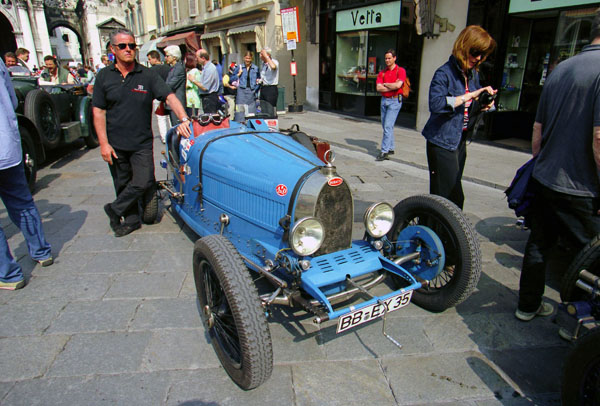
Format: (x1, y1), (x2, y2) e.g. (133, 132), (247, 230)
(336, 1), (401, 32)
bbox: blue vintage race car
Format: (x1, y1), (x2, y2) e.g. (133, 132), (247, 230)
(158, 114), (482, 390)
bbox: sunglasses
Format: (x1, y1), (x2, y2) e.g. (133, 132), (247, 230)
(113, 43), (137, 50)
(469, 49), (484, 58)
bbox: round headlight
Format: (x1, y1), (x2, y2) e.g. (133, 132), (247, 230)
(364, 202), (394, 238)
(289, 217), (324, 257)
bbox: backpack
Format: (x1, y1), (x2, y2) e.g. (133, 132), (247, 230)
(401, 76), (411, 98)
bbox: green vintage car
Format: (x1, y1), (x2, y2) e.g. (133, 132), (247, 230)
(9, 66), (98, 190)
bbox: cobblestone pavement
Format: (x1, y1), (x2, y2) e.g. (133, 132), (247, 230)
(0, 111), (566, 405)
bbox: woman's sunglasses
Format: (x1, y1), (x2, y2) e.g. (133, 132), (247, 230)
(469, 49), (484, 58)
(114, 43), (137, 50)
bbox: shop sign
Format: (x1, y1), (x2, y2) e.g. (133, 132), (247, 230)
(336, 1), (401, 32)
(509, 0), (599, 14)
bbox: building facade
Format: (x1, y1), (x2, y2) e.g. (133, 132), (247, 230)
(0, 0), (126, 70)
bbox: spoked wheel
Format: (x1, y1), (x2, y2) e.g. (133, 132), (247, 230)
(193, 234), (273, 390)
(561, 327), (600, 406)
(387, 195), (482, 312)
(24, 89), (61, 150)
(141, 183), (158, 224)
(561, 235), (600, 302)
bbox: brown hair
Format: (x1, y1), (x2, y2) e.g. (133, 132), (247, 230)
(185, 53), (197, 69)
(452, 25), (496, 71)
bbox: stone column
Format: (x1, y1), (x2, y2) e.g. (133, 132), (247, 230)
(15, 0), (39, 67)
(83, 0), (102, 67)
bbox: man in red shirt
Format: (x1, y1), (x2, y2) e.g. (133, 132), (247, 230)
(375, 49), (406, 161)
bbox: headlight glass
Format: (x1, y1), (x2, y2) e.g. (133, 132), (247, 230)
(364, 202), (394, 238)
(289, 217), (324, 256)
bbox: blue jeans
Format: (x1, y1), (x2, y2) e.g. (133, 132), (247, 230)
(380, 96), (402, 153)
(0, 163), (51, 282)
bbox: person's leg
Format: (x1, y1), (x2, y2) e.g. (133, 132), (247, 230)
(448, 138), (467, 209)
(518, 184), (558, 312)
(385, 98), (402, 153)
(380, 97), (390, 153)
(0, 163), (51, 262)
(0, 226), (24, 285)
(426, 141), (462, 207)
(112, 149), (155, 227)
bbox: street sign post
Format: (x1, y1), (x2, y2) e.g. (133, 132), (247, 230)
(281, 6), (303, 112)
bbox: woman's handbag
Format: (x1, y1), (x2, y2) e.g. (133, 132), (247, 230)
(505, 156), (537, 222)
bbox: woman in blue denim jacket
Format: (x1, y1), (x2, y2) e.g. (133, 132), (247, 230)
(422, 25), (496, 209)
(236, 51), (260, 118)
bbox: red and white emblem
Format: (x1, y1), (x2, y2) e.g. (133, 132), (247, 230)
(276, 184), (288, 196)
(328, 177), (343, 187)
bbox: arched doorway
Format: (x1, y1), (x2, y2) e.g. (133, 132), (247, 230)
(0, 12), (17, 57)
(48, 23), (85, 66)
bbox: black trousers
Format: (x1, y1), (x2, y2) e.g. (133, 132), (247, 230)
(259, 85), (278, 118)
(108, 148), (155, 225)
(518, 180), (600, 312)
(426, 138), (467, 209)
(201, 93), (220, 114)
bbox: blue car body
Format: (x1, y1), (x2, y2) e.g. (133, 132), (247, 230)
(162, 118), (445, 323)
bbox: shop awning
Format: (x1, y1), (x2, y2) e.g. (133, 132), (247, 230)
(138, 36), (166, 64)
(227, 25), (257, 36)
(201, 31), (228, 54)
(158, 31), (201, 52)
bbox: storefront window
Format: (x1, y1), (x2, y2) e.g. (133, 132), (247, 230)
(335, 31), (368, 95)
(551, 7), (596, 66)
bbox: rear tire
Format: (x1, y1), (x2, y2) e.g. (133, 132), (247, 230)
(141, 183), (158, 224)
(193, 235), (273, 390)
(24, 89), (61, 150)
(387, 195), (482, 312)
(561, 327), (600, 406)
(561, 235), (600, 302)
(20, 126), (38, 192)
(84, 99), (99, 148)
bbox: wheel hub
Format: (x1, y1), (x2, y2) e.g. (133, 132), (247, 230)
(203, 305), (214, 328)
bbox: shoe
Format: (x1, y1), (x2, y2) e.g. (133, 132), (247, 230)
(515, 302), (555, 321)
(376, 152), (389, 161)
(389, 150), (395, 155)
(0, 279), (25, 290)
(36, 257), (53, 267)
(558, 327), (575, 342)
(114, 222), (141, 238)
(104, 203), (121, 232)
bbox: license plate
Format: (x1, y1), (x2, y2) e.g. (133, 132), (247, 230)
(336, 291), (413, 333)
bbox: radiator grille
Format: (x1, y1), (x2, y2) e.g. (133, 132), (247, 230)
(313, 181), (353, 256)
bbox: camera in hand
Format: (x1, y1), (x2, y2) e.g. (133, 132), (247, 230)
(479, 90), (497, 106)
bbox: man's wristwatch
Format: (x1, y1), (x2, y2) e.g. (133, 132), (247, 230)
(461, 96), (466, 104)
(180, 117), (189, 124)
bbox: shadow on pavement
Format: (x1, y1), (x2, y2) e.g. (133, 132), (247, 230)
(345, 138), (379, 156)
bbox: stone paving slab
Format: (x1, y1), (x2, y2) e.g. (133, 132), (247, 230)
(104, 272), (186, 300)
(129, 298), (202, 330)
(45, 299), (139, 334)
(0, 300), (66, 337)
(47, 331), (153, 377)
(292, 359), (397, 406)
(0, 335), (69, 381)
(3, 372), (172, 406)
(166, 367), (295, 406)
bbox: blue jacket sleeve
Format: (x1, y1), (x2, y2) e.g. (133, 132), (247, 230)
(428, 69), (455, 115)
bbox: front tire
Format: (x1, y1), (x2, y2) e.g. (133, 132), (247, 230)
(561, 328), (600, 406)
(387, 194), (482, 312)
(561, 235), (600, 302)
(24, 89), (61, 150)
(193, 235), (273, 390)
(141, 183), (158, 224)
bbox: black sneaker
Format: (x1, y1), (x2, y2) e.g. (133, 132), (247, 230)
(114, 222), (141, 238)
(104, 203), (121, 232)
(376, 152), (389, 161)
(389, 150), (395, 155)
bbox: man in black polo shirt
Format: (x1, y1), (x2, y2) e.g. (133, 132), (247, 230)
(93, 29), (191, 237)
(515, 11), (600, 322)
